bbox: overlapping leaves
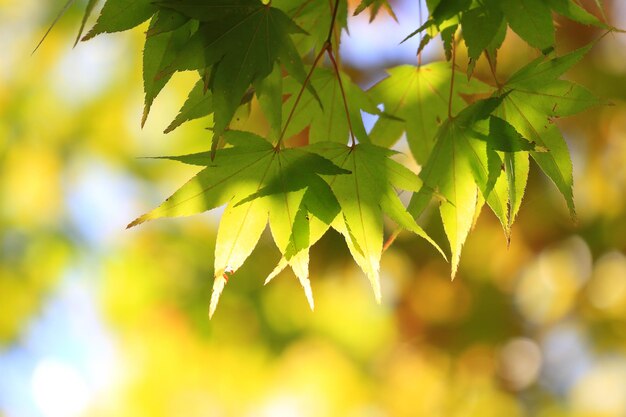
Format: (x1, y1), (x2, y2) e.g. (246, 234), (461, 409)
(50, 0), (604, 314)
(128, 131), (349, 315)
(406, 0), (610, 69)
(405, 47), (598, 277)
(310, 143), (444, 300)
(369, 62), (492, 164)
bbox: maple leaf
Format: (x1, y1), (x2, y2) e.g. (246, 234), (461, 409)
(127, 131), (348, 316)
(141, 14), (196, 127)
(282, 68), (381, 145)
(407, 98), (510, 278)
(499, 0), (555, 51)
(272, 0), (348, 55)
(494, 46), (599, 219)
(460, 3), (506, 67)
(369, 62), (492, 164)
(164, 78), (214, 134)
(354, 0), (397, 22)
(82, 0), (157, 41)
(404, 0), (609, 68)
(75, 0), (99, 45)
(310, 142), (444, 301)
(157, 0), (310, 144)
(145, 7), (190, 37)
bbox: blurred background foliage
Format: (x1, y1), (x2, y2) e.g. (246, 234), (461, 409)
(1, 0), (626, 416)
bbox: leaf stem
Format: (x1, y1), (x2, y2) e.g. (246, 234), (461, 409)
(276, 44), (327, 149)
(485, 52), (501, 89)
(276, 0), (343, 149)
(327, 48), (357, 147)
(447, 32), (457, 119)
(324, 0), (357, 147)
(327, 0), (342, 43)
(417, 0), (423, 67)
(382, 228), (401, 253)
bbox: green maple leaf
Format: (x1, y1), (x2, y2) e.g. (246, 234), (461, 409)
(82, 0), (157, 41)
(547, 0), (609, 28)
(460, 3), (506, 65)
(354, 0), (397, 22)
(157, 0), (309, 145)
(282, 68), (380, 144)
(127, 131), (348, 316)
(499, 0), (555, 51)
(408, 98), (510, 278)
(164, 78), (214, 134)
(273, 0), (348, 54)
(403, 0), (607, 69)
(264, 179), (342, 305)
(75, 0), (99, 45)
(255, 64), (284, 142)
(369, 62), (492, 164)
(145, 7), (190, 37)
(141, 14), (196, 127)
(310, 142), (444, 301)
(494, 46), (599, 219)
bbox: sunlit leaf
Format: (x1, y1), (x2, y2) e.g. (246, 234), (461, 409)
(128, 131), (348, 316)
(311, 142), (443, 300)
(282, 68), (380, 144)
(369, 63), (492, 164)
(494, 46), (597, 218)
(408, 98), (509, 277)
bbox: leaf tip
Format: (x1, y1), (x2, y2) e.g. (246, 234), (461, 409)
(126, 215), (148, 229)
(81, 29), (96, 42)
(450, 256), (460, 281)
(298, 276), (315, 311)
(266, 259), (288, 285)
(209, 274), (228, 319)
(141, 103), (152, 128)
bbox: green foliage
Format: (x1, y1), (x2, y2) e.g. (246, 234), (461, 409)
(46, 0), (613, 316)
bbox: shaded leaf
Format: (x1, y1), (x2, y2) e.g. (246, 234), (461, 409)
(142, 16), (195, 126)
(82, 0), (157, 41)
(160, 1), (309, 144)
(75, 0), (100, 45)
(488, 116), (542, 152)
(354, 0), (397, 22)
(145, 8), (190, 37)
(499, 0), (555, 51)
(164, 79), (214, 134)
(461, 4), (505, 61)
(547, 0), (608, 28)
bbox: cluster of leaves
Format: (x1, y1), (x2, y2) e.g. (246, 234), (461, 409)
(50, 0), (613, 316)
